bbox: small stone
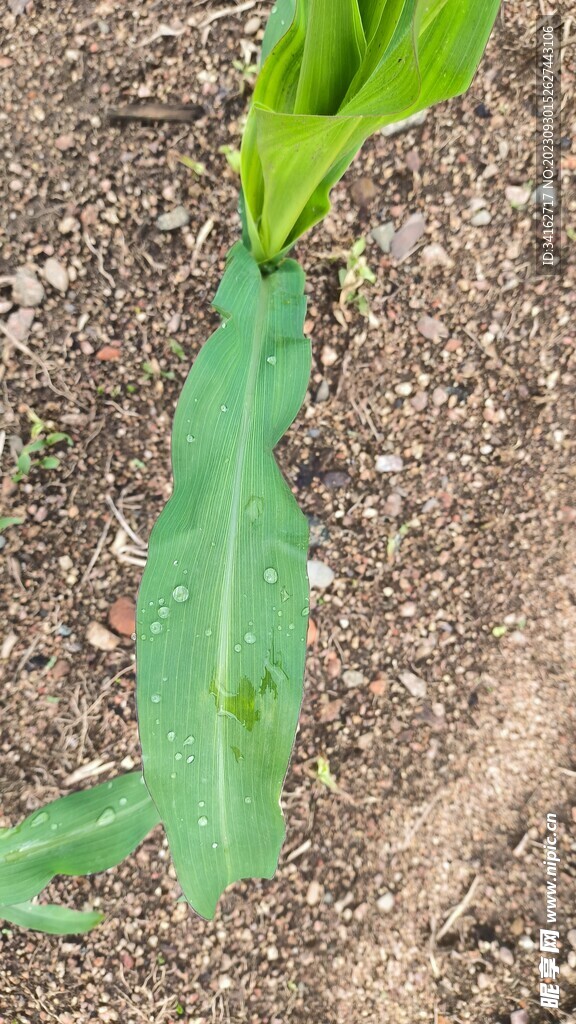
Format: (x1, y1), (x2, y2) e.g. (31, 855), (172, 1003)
(266, 945), (279, 961)
(0, 300), (13, 315)
(369, 676), (387, 696)
(375, 454), (403, 473)
(342, 669), (365, 689)
(307, 618), (318, 646)
(510, 1011), (528, 1024)
(156, 205), (190, 231)
(306, 880), (322, 907)
(399, 602), (417, 618)
(318, 699), (343, 723)
(12, 268), (44, 307)
(357, 732), (374, 750)
(6, 307), (34, 341)
(399, 671), (427, 698)
(307, 559), (334, 589)
(55, 133), (75, 152)
(410, 391), (428, 412)
(43, 258), (69, 293)
(432, 386), (448, 407)
(108, 597), (136, 637)
(417, 316), (448, 341)
(350, 177), (378, 207)
(86, 621), (120, 651)
(58, 555), (73, 571)
(321, 344), (338, 367)
(505, 185), (531, 208)
(390, 212), (426, 260)
(499, 946), (514, 966)
(376, 892), (395, 913)
(405, 148), (420, 173)
(370, 222), (395, 253)
(58, 215), (80, 235)
(96, 346), (121, 361)
(383, 492), (403, 517)
(421, 243), (453, 268)
(477, 972), (490, 990)
(470, 208), (492, 227)
(381, 109), (428, 136)
(567, 928), (576, 949)
(395, 382), (412, 397)
(323, 471), (349, 488)
(315, 379), (330, 403)
(244, 15), (261, 34)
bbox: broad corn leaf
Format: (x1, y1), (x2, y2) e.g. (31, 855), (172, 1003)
(0, 773), (159, 906)
(136, 242), (311, 919)
(1, 901), (104, 935)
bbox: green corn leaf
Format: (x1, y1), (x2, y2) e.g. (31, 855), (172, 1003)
(244, 0), (500, 261)
(0, 516), (25, 532)
(136, 242), (311, 919)
(0, 773), (159, 906)
(1, 901), (104, 935)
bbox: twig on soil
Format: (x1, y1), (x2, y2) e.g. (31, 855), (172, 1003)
(285, 838), (312, 863)
(0, 322), (74, 402)
(191, 217), (215, 271)
(390, 790), (444, 854)
(435, 875), (482, 942)
(83, 231), (115, 288)
(79, 511), (113, 588)
(106, 494), (147, 549)
(107, 102), (204, 125)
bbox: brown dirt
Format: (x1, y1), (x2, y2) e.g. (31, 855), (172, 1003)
(1, 2), (575, 1023)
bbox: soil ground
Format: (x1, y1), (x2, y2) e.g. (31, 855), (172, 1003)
(1, 2), (575, 1023)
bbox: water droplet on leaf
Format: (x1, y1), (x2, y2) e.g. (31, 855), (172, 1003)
(264, 567), (278, 584)
(167, 731), (175, 742)
(30, 811), (49, 828)
(151, 693), (161, 703)
(244, 632), (256, 645)
(173, 585), (189, 603)
(150, 621), (162, 634)
(97, 808), (115, 826)
(198, 815), (208, 827)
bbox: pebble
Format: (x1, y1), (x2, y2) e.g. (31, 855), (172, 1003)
(390, 212), (426, 260)
(58, 215), (80, 235)
(323, 471), (349, 488)
(476, 972), (490, 990)
(86, 621), (120, 651)
(505, 185), (531, 207)
(410, 391), (428, 412)
(306, 880), (322, 907)
(470, 208), (492, 227)
(108, 596), (136, 637)
(417, 315), (448, 341)
(370, 222), (395, 253)
(510, 1011), (528, 1024)
(384, 492), (403, 517)
(307, 559), (334, 589)
(6, 307), (34, 341)
(350, 177), (378, 207)
(244, 15), (261, 34)
(399, 671), (427, 698)
(43, 257), (69, 293)
(266, 945), (279, 961)
(342, 669), (365, 689)
(12, 268), (44, 307)
(395, 382), (412, 397)
(369, 676), (387, 696)
(320, 343), (338, 367)
(58, 555), (73, 571)
(96, 345), (121, 361)
(381, 109), (428, 136)
(55, 133), (75, 151)
(306, 618), (318, 646)
(420, 242), (453, 268)
(0, 300), (13, 315)
(376, 891), (395, 913)
(400, 602), (417, 618)
(567, 928), (576, 949)
(375, 454), (403, 473)
(499, 946), (514, 966)
(315, 379), (330, 403)
(432, 386), (449, 407)
(156, 205), (190, 231)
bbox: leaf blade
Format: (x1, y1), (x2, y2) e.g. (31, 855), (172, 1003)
(136, 243), (311, 919)
(1, 901), (104, 935)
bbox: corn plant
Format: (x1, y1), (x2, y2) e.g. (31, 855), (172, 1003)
(2, 0), (500, 932)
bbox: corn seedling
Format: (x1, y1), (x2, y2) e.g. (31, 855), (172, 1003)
(3, 0), (500, 932)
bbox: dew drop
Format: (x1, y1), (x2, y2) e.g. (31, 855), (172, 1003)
(170, 772), (177, 779)
(280, 587), (290, 603)
(205, 628), (212, 637)
(199, 800), (205, 808)
(184, 735), (195, 745)
(51, 823), (58, 831)
(301, 606), (310, 617)
(175, 752), (183, 761)
(212, 842), (218, 849)
(119, 797), (128, 807)
(173, 585), (189, 603)
(159, 598), (165, 605)
(186, 434), (195, 443)
(158, 606), (169, 619)
(198, 815), (208, 827)
(244, 632), (256, 645)
(264, 567), (278, 584)
(220, 404), (228, 413)
(150, 621), (163, 635)
(151, 693), (161, 704)
(97, 808), (115, 826)
(234, 643), (242, 653)
(30, 811), (49, 828)
(173, 560), (179, 566)
(266, 355), (277, 365)
(167, 731), (175, 742)
(186, 754), (195, 764)
(244, 796), (252, 805)
(149, 601), (154, 607)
